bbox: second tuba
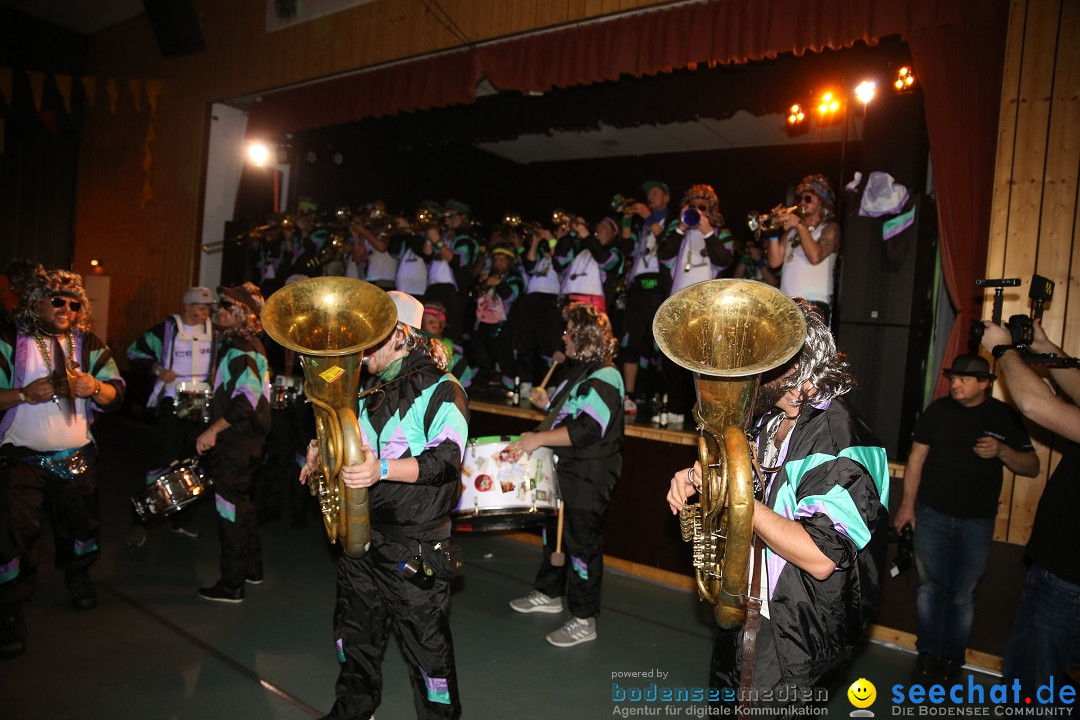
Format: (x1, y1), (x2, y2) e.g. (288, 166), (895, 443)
(653, 279), (806, 628)
(262, 277), (398, 558)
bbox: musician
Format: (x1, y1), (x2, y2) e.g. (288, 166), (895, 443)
(732, 238), (780, 288)
(423, 200), (478, 342)
(302, 291), (469, 720)
(391, 212), (430, 299)
(505, 302), (624, 648)
(666, 301), (888, 708)
(126, 285), (217, 544)
(422, 301), (475, 388)
(196, 283), (271, 603)
(766, 174), (841, 324)
(0, 269), (124, 658)
(508, 224), (562, 394)
(620, 180), (677, 417)
(471, 244), (524, 388)
(656, 184), (736, 424)
(349, 209), (398, 290)
(556, 216), (623, 314)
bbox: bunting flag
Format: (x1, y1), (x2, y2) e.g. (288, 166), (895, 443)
(145, 79), (160, 116)
(27, 71), (44, 111)
(37, 109), (58, 142)
(82, 76), (97, 110)
(106, 78), (119, 114)
(54, 74), (73, 114)
(0, 67), (12, 107)
(128, 78), (142, 112)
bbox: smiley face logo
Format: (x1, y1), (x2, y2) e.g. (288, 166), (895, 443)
(848, 678), (877, 709)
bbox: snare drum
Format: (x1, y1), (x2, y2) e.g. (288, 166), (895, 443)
(131, 458), (213, 522)
(174, 381), (212, 423)
(270, 375), (303, 410)
(452, 436), (558, 532)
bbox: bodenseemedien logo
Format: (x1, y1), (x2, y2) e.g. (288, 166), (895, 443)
(849, 678), (877, 717)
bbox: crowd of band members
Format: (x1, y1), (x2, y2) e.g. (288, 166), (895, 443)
(241, 176), (835, 425)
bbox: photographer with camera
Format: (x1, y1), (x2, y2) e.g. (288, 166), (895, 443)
(980, 318), (1080, 703)
(893, 354), (1038, 685)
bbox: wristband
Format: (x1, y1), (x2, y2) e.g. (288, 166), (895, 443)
(756, 258), (768, 268)
(992, 344), (1022, 359)
(18, 388), (27, 404)
(379, 458), (389, 480)
(621, 217), (632, 229)
(92, 380), (102, 396)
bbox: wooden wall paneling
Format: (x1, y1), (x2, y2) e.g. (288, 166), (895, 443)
(986, 0), (1029, 282)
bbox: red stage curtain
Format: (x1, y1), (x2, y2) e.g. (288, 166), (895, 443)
(907, 17), (1008, 400)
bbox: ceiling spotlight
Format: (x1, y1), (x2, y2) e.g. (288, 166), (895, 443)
(89, 259), (100, 267)
(787, 104), (806, 125)
(247, 143), (269, 166)
(894, 66), (916, 92)
(855, 81), (876, 105)
(817, 92), (841, 115)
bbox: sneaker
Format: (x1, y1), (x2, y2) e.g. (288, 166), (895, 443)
(509, 591), (563, 614)
(546, 616), (597, 647)
(65, 569), (98, 611)
(0, 603), (26, 659)
(623, 396), (638, 415)
(126, 524), (147, 548)
(197, 581), (244, 603)
(170, 526), (200, 538)
(245, 569), (265, 585)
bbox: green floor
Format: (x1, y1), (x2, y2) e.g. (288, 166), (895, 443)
(3, 415), (1002, 719)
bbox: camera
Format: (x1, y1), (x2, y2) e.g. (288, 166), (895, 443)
(889, 524), (914, 578)
(970, 275), (1054, 352)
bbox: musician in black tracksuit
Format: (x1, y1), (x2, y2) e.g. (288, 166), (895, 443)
(505, 302), (625, 648)
(306, 291), (469, 720)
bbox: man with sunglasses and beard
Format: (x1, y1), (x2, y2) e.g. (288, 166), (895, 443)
(0, 269), (124, 658)
(666, 301), (889, 712)
(302, 291), (469, 720)
(766, 174), (841, 324)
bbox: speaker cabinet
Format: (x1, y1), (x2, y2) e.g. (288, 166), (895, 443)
(837, 321), (929, 460)
(142, 0), (205, 56)
(837, 194), (937, 327)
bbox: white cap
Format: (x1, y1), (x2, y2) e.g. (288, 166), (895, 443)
(387, 290), (423, 330)
(183, 286), (214, 305)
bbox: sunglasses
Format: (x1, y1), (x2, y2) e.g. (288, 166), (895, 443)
(690, 204), (710, 211)
(218, 300), (234, 310)
(801, 194), (817, 204)
(51, 297), (81, 312)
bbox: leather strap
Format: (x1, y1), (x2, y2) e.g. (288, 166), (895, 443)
(738, 534), (765, 709)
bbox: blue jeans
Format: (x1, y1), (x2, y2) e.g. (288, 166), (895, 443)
(1003, 564), (1080, 704)
(913, 504), (994, 662)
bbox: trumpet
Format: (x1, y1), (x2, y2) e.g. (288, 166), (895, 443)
(415, 204), (445, 232)
(552, 209), (570, 230)
(612, 194), (640, 216)
(747, 205), (799, 233)
(503, 211), (523, 228)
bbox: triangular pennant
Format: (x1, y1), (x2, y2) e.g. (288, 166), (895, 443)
(106, 78), (119, 114)
(37, 109), (58, 142)
(27, 71), (45, 111)
(81, 76), (97, 110)
(144, 79), (161, 116)
(0, 68), (12, 107)
(128, 78), (142, 112)
(54, 74), (73, 115)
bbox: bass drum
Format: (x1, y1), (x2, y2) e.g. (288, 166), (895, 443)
(132, 458), (213, 522)
(452, 435), (558, 532)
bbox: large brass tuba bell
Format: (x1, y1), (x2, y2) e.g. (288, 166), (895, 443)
(654, 279), (806, 628)
(262, 277), (398, 558)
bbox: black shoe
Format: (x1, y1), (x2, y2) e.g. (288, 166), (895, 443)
(197, 581), (244, 603)
(940, 657), (962, 684)
(66, 569), (98, 611)
(0, 603), (26, 658)
(245, 569), (264, 585)
(912, 651), (938, 683)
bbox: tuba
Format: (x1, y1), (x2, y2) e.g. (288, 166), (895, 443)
(653, 279), (806, 628)
(262, 277), (398, 558)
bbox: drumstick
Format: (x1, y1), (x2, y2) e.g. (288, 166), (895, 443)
(538, 351), (565, 392)
(550, 501), (566, 567)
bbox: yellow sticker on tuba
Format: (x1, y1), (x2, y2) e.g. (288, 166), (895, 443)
(318, 366), (346, 384)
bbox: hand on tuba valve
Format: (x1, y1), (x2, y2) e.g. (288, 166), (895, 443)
(747, 205), (799, 233)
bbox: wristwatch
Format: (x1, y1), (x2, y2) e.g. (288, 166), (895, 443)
(992, 344), (1022, 359)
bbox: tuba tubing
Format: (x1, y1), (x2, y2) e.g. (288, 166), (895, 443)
(262, 277), (397, 559)
(655, 279), (806, 629)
